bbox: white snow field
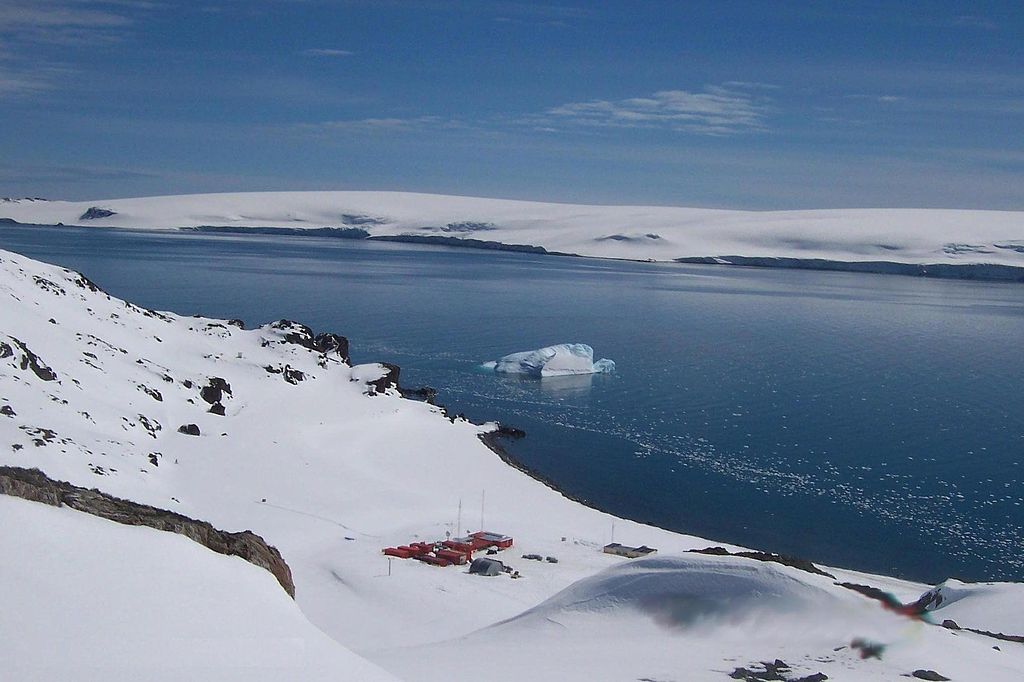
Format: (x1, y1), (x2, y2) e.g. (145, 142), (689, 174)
(484, 343), (615, 377)
(3, 191), (1024, 269)
(2, 247), (1023, 680)
(0, 495), (399, 682)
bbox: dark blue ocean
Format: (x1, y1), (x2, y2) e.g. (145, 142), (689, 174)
(3, 224), (1022, 583)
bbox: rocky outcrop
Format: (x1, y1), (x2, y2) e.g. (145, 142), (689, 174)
(267, 320), (349, 363)
(690, 546), (835, 579)
(368, 362), (400, 394)
(0, 466), (295, 597)
(79, 207), (116, 220)
(398, 385), (438, 404)
(200, 377), (232, 405)
(675, 255), (1024, 282)
(313, 332), (349, 362)
(5, 337), (58, 381)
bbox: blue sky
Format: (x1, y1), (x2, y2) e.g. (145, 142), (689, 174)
(1, 0), (1021, 208)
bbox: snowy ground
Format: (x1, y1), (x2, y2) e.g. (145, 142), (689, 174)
(3, 191), (1023, 269)
(2, 246), (1023, 680)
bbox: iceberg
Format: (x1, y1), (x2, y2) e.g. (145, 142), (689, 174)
(483, 343), (615, 378)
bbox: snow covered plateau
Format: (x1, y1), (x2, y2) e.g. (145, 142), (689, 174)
(3, 191), (1024, 278)
(2, 247), (1024, 680)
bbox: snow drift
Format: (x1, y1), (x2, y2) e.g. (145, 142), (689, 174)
(484, 343), (615, 377)
(500, 554), (845, 630)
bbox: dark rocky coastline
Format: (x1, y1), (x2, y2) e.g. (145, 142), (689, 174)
(3, 219), (1022, 282)
(676, 255), (1024, 282)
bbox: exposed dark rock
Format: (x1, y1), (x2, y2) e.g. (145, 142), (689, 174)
(137, 414), (161, 438)
(962, 627), (1024, 644)
(282, 365), (305, 385)
(313, 332), (349, 362)
(941, 619), (961, 630)
(0, 341), (12, 358)
(367, 362), (400, 394)
(596, 233), (662, 242)
(262, 362), (305, 383)
(675, 256), (1024, 283)
(227, 319), (245, 328)
(32, 276), (65, 295)
(0, 466), (294, 597)
(138, 384), (163, 402)
(368, 234), (564, 255)
(398, 385), (438, 404)
(340, 213), (386, 226)
(912, 670), (950, 681)
(185, 225), (370, 239)
(20, 426), (58, 446)
(9, 337), (57, 381)
(269, 319), (316, 349)
(837, 582), (924, 615)
(200, 377), (232, 405)
(147, 453), (160, 466)
(208, 402), (226, 416)
(728, 659), (825, 682)
(71, 273), (101, 292)
(440, 221), (495, 233)
(79, 207), (116, 220)
(690, 546), (835, 579)
(177, 424), (200, 436)
(1, 405), (14, 417)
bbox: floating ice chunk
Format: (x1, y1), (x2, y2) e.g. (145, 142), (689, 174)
(486, 343), (615, 377)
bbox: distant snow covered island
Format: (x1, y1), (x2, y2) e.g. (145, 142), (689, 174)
(3, 247), (1024, 681)
(3, 191), (1023, 280)
(483, 343), (615, 377)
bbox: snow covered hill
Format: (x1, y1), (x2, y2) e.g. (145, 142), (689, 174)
(2, 246), (1024, 680)
(0, 494), (399, 682)
(3, 191), (1023, 275)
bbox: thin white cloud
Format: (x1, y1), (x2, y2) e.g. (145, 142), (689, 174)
(951, 15), (998, 31)
(844, 94), (907, 103)
(0, 1), (149, 94)
(300, 48), (355, 57)
(297, 116), (464, 134)
(540, 84), (772, 135)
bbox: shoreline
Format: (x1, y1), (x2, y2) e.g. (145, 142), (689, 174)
(4, 219), (1023, 283)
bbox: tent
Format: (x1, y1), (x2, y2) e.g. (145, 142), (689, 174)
(469, 557), (505, 576)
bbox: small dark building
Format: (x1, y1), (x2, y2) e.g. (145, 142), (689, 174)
(469, 557), (505, 576)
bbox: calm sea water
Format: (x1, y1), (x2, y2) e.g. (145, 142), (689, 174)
(3, 224), (1022, 583)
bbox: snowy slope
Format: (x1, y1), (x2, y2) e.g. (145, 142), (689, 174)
(3, 191), (1023, 268)
(383, 555), (1024, 682)
(921, 579), (1024, 635)
(0, 495), (399, 682)
(2, 246), (1024, 680)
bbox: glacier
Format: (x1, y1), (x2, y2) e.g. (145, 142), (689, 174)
(483, 343), (615, 377)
